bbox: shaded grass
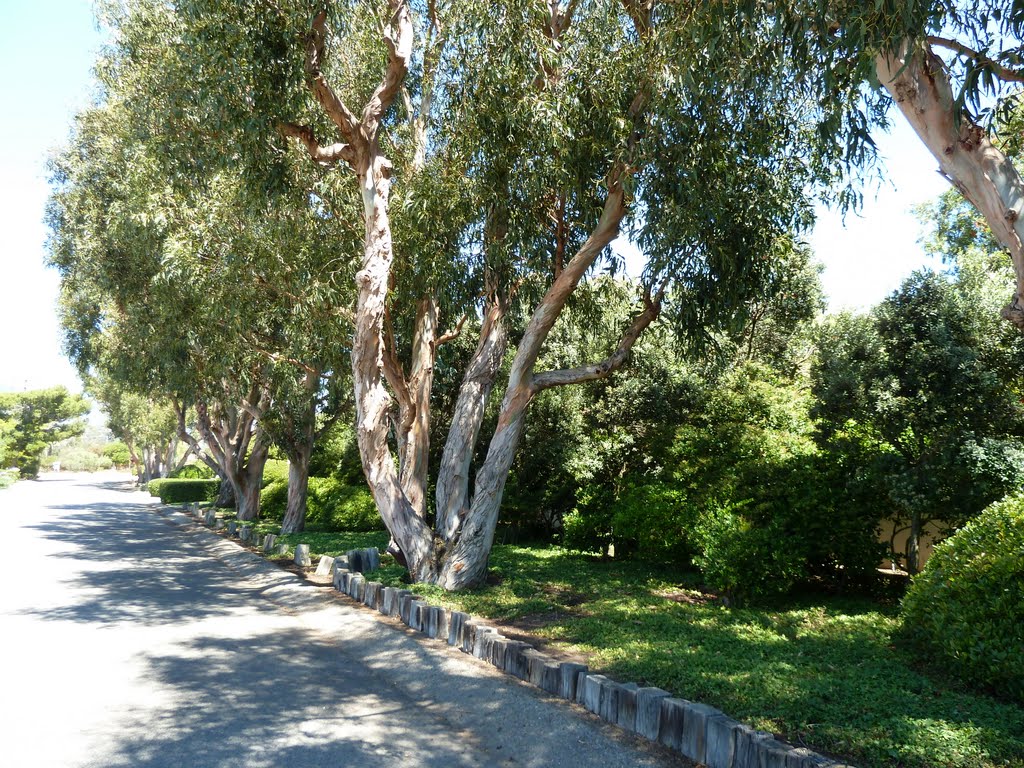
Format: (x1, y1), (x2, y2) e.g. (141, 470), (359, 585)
(264, 535), (1024, 768)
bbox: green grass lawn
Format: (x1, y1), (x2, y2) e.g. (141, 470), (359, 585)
(265, 532), (1024, 768)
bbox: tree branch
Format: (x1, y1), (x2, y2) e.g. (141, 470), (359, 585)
(381, 304), (412, 411)
(279, 122), (355, 166)
(306, 10), (362, 146)
(361, 0), (414, 135)
(531, 282), (665, 393)
(926, 36), (1024, 84)
(437, 313), (468, 346)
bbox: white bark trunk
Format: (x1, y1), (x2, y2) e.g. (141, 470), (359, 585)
(437, 183), (629, 589)
(876, 44), (1024, 326)
(435, 296), (508, 542)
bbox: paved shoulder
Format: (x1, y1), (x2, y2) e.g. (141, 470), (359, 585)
(0, 473), (690, 768)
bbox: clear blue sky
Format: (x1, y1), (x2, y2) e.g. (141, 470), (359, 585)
(0, 1), (949, 396)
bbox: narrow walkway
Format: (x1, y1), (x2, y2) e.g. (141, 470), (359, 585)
(0, 473), (690, 768)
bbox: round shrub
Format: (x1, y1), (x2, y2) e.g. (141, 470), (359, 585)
(900, 493), (1024, 701)
(102, 441), (132, 467)
(692, 502), (805, 605)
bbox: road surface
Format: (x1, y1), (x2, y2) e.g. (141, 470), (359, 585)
(0, 472), (689, 768)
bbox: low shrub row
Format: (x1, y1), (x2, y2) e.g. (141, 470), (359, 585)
(148, 478), (220, 503)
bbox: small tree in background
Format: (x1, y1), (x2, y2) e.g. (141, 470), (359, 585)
(812, 268), (1024, 574)
(0, 387), (91, 478)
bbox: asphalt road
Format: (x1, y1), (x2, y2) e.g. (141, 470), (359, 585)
(0, 472), (690, 768)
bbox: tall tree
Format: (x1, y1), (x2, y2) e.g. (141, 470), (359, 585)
(73, 0), (833, 588)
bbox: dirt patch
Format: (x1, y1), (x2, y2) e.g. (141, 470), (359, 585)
(541, 584), (590, 606)
(653, 587), (716, 606)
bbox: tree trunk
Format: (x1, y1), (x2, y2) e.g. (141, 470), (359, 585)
(436, 182), (629, 589)
(282, 443), (312, 535)
(435, 295), (508, 541)
(351, 150), (438, 581)
(907, 509), (922, 576)
(233, 436), (269, 522)
(215, 478), (235, 508)
(876, 44), (1024, 328)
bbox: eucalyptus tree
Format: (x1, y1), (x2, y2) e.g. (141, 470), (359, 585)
(748, 1), (1024, 329)
(276, 0), (828, 587)
(87, 371), (194, 483)
(46, 94), (357, 521)
(91, 0), (830, 587)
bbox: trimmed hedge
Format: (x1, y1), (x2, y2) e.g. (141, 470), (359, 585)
(148, 478), (221, 504)
(901, 492), (1024, 701)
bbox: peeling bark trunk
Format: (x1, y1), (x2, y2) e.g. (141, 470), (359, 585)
(435, 295), (508, 542)
(388, 295), (437, 519)
(877, 44), (1024, 327)
(192, 392), (270, 520)
(437, 183), (629, 589)
(352, 150), (438, 581)
(281, 449), (311, 534)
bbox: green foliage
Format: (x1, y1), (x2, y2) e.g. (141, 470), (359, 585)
(812, 268), (1024, 570)
(692, 502), (805, 603)
(148, 478), (220, 503)
(0, 468), (17, 490)
(261, 458), (289, 488)
(102, 441), (132, 467)
(309, 420), (366, 485)
(260, 475), (384, 532)
(168, 463), (214, 479)
(901, 493), (1024, 702)
(50, 447), (114, 473)
(0, 387), (91, 478)
(377, 542), (1024, 768)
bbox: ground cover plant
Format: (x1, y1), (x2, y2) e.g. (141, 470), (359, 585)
(279, 533), (1023, 768)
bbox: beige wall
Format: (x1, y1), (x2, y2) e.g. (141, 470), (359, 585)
(878, 518), (950, 571)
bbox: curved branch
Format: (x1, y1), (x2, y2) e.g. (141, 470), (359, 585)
(279, 122), (355, 166)
(531, 283), (665, 393)
(306, 10), (362, 145)
(926, 36), (1024, 84)
(437, 313), (468, 346)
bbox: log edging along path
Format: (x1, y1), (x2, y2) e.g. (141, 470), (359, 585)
(176, 503), (855, 768)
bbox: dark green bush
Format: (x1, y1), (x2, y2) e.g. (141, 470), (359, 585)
(169, 463), (215, 479)
(562, 480), (697, 563)
(262, 458), (289, 488)
(900, 492), (1024, 701)
(258, 475), (383, 532)
(692, 502), (805, 604)
(148, 478), (220, 503)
